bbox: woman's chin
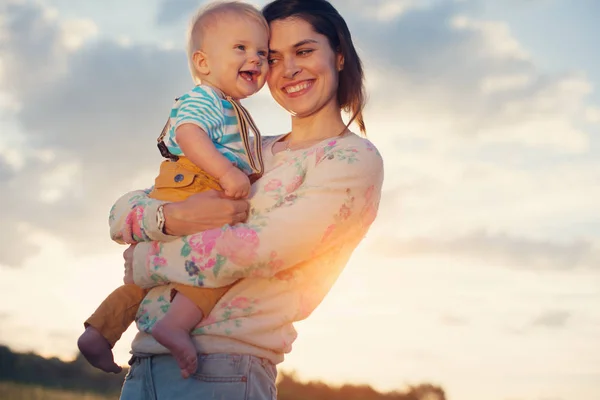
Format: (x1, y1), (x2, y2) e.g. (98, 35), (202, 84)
(285, 100), (333, 119)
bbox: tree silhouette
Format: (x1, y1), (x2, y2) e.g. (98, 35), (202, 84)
(0, 345), (447, 400)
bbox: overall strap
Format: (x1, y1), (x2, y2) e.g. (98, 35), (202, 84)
(156, 98), (180, 162)
(155, 90), (264, 180)
(225, 96), (264, 178)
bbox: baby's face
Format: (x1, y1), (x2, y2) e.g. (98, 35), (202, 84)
(201, 14), (269, 99)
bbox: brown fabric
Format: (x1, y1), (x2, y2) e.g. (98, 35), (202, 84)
(171, 284), (233, 318)
(149, 156), (222, 202)
(86, 156), (233, 346)
(84, 284), (148, 347)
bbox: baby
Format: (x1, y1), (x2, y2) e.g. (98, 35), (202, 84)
(77, 1), (268, 379)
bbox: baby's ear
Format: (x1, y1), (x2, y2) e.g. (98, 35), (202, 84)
(193, 51), (210, 75)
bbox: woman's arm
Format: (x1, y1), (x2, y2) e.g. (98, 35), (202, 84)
(131, 142), (384, 288)
(109, 189), (249, 244)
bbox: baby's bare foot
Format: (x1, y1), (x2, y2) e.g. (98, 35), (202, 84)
(152, 320), (197, 378)
(77, 327), (122, 373)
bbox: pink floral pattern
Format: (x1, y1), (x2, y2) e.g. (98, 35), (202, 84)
(123, 206), (144, 243)
(188, 229), (220, 257)
(285, 175), (304, 193)
(215, 227), (260, 267)
(264, 178), (282, 192)
(110, 133), (383, 354)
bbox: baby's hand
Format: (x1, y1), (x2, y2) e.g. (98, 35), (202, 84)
(219, 167), (251, 199)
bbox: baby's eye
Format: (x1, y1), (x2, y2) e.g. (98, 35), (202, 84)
(235, 45), (246, 51)
(258, 50), (268, 57)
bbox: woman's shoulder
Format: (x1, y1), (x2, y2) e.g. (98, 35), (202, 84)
(340, 131), (381, 151)
(296, 132), (384, 185)
(323, 132), (383, 166)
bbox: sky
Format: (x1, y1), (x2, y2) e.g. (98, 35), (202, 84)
(0, 0), (599, 399)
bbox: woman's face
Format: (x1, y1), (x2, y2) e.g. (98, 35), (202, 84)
(267, 17), (343, 118)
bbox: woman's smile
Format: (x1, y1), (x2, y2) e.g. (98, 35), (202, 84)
(282, 80), (315, 96)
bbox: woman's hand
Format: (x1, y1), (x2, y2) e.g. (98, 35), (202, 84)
(163, 190), (249, 236)
(123, 244), (136, 284)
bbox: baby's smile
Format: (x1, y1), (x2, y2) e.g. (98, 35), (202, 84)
(240, 70), (259, 82)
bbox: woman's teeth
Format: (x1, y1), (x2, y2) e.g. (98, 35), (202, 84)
(285, 82), (311, 93)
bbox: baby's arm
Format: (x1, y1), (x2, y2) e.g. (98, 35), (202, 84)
(175, 124), (249, 198)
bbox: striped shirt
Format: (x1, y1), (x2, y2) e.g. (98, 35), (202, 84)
(164, 85), (253, 175)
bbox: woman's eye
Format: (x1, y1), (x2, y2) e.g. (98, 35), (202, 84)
(298, 49), (313, 56)
(268, 58), (279, 65)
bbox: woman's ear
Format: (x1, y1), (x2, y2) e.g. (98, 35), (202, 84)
(336, 53), (345, 72)
(193, 51), (210, 75)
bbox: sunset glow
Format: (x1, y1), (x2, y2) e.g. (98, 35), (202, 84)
(1, 1), (599, 399)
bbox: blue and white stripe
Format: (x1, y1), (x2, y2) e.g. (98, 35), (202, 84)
(163, 85), (253, 174)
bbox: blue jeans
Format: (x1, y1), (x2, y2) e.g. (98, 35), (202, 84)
(120, 353), (277, 400)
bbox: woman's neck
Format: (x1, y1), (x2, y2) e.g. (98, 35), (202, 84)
(287, 105), (347, 143)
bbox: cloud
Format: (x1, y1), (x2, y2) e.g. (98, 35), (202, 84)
(585, 106), (600, 124)
(440, 314), (469, 327)
(368, 152), (600, 258)
(155, 0), (207, 26)
(0, 1), (192, 266)
(1, 0), (599, 270)
(0, 219), (42, 268)
(0, 155), (15, 183)
(49, 330), (79, 341)
(0, 1), (66, 100)
(371, 231), (600, 270)
(60, 18), (99, 51)
(352, 2), (594, 153)
(530, 310), (571, 329)
(338, 0), (442, 21)
(355, 2), (600, 254)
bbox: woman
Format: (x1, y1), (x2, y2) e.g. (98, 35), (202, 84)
(114, 0), (384, 398)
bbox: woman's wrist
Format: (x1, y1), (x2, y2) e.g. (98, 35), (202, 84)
(162, 202), (181, 236)
(156, 203), (166, 234)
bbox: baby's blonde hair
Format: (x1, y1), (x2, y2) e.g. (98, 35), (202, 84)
(187, 1), (268, 84)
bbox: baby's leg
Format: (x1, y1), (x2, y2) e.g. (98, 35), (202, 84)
(78, 284), (146, 373)
(152, 294), (203, 379)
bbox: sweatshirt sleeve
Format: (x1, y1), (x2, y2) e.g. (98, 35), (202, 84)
(131, 141), (384, 289)
(109, 189), (176, 244)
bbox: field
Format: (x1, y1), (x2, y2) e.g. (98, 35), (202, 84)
(0, 382), (115, 400)
(0, 345), (446, 400)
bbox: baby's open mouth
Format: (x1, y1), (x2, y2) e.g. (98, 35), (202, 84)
(239, 71), (257, 82)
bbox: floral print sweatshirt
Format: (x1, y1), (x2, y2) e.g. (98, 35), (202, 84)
(109, 133), (384, 364)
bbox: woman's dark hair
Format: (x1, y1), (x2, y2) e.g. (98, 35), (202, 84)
(263, 0), (367, 134)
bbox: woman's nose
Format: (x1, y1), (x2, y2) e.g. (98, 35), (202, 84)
(283, 61), (300, 79)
